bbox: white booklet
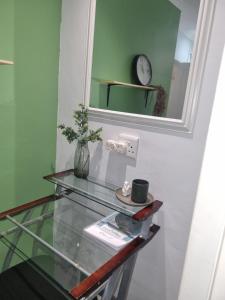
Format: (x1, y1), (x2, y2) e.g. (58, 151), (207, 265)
(84, 213), (139, 251)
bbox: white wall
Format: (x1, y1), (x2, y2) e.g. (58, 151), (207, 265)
(167, 61), (190, 119)
(57, 0), (225, 299)
(179, 45), (225, 300)
(167, 0), (200, 118)
(170, 0), (200, 62)
(56, 0), (91, 169)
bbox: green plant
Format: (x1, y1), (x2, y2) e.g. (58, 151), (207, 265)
(58, 104), (102, 144)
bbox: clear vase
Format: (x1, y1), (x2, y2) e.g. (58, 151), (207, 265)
(74, 141), (90, 178)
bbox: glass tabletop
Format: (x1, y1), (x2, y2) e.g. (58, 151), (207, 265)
(0, 194), (141, 297)
(44, 170), (150, 217)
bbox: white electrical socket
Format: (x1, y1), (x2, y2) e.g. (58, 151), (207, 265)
(105, 139), (127, 154)
(105, 139), (116, 151)
(119, 133), (139, 159)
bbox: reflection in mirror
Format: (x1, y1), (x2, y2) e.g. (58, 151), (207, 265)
(89, 0), (200, 119)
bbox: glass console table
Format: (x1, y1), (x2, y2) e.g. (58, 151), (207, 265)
(0, 170), (162, 300)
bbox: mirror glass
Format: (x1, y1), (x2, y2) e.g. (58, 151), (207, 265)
(89, 0), (200, 119)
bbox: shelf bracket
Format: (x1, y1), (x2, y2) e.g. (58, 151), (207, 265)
(106, 83), (155, 108)
(107, 84), (112, 107)
(145, 90), (150, 108)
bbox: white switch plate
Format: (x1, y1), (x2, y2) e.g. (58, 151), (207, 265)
(119, 133), (139, 159)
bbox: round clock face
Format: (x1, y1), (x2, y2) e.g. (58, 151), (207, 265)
(134, 55), (152, 86)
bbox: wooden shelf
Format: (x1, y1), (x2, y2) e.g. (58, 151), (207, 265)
(98, 79), (156, 91)
(0, 59), (14, 65)
(96, 79), (157, 107)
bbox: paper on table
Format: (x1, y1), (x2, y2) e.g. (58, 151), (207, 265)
(84, 213), (137, 250)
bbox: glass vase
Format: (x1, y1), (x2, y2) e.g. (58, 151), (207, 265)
(74, 141), (90, 179)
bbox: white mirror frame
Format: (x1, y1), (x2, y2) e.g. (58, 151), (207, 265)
(84, 0), (216, 135)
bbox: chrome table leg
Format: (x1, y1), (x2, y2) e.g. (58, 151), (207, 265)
(116, 253), (138, 300)
(101, 267), (122, 300)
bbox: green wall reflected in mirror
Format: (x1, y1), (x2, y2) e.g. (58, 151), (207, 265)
(89, 0), (199, 119)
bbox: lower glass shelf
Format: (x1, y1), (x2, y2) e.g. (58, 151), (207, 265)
(0, 251), (74, 300)
(0, 194), (140, 297)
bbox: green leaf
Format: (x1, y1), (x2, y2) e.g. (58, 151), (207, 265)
(58, 103), (102, 144)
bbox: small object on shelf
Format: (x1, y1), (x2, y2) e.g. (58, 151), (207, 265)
(153, 85), (166, 116)
(132, 54), (152, 86)
(115, 187), (153, 207)
(0, 59), (14, 65)
(131, 179), (149, 203)
(122, 181), (131, 197)
(74, 140), (90, 179)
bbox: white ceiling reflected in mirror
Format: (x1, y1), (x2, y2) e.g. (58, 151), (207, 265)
(84, 0), (216, 133)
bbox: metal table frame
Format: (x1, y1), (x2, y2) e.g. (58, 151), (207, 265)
(0, 170), (162, 300)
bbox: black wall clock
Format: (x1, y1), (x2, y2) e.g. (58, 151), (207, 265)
(132, 54), (152, 86)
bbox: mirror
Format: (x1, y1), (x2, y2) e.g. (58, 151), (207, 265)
(85, 0), (215, 133)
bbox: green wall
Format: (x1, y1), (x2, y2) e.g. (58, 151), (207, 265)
(0, 0), (61, 211)
(90, 0), (180, 116)
(0, 0), (15, 211)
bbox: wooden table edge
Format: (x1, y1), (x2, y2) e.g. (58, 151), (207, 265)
(43, 169), (74, 180)
(0, 194), (61, 221)
(132, 200), (163, 221)
(70, 224), (160, 300)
